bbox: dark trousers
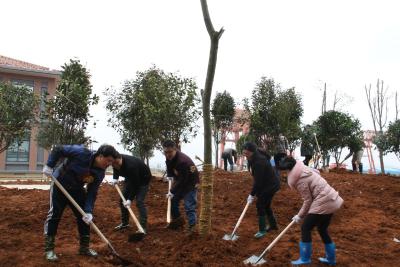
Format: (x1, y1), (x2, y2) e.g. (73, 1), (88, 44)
(301, 213), (333, 243)
(223, 156), (233, 171)
(274, 153), (286, 169)
(256, 191), (278, 226)
(303, 155), (312, 166)
(44, 182), (89, 236)
(171, 189), (197, 226)
(120, 184), (149, 226)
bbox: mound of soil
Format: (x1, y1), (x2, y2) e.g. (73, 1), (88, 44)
(0, 169), (399, 266)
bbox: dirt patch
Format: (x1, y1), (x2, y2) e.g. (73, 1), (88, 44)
(0, 170), (399, 266)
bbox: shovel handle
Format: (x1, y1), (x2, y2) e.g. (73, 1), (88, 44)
(256, 220), (296, 262)
(52, 177), (112, 248)
(230, 201), (250, 237)
(114, 184), (145, 233)
(167, 178), (172, 223)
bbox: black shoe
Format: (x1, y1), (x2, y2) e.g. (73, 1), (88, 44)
(166, 217), (185, 230)
(266, 225), (278, 232)
(114, 223), (130, 231)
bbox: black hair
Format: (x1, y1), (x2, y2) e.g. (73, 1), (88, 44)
(243, 141), (257, 153)
(278, 156), (296, 170)
(95, 144), (120, 159)
(162, 140), (176, 149)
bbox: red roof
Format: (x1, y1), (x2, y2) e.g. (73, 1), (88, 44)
(0, 55), (50, 71)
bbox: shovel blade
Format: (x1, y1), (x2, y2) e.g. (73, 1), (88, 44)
(222, 233), (239, 241)
(243, 255), (267, 265)
(128, 232), (145, 242)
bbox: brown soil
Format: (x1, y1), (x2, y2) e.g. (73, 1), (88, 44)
(0, 170), (399, 266)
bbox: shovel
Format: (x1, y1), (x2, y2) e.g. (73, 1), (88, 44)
(114, 184), (146, 242)
(51, 176), (132, 266)
(222, 201), (250, 241)
(166, 177), (173, 223)
(244, 220), (295, 265)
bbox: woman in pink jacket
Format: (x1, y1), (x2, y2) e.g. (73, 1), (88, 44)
(279, 157), (343, 266)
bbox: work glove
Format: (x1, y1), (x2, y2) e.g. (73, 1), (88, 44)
(292, 214), (301, 223)
(247, 194), (255, 204)
(123, 199), (132, 208)
(82, 213), (93, 225)
(110, 179), (118, 186)
(166, 192), (174, 199)
(42, 165), (53, 177)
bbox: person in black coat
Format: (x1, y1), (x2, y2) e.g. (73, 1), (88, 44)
(243, 142), (280, 239)
(111, 154), (152, 232)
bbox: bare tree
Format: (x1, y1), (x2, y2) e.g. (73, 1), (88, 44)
(198, 0), (224, 235)
(365, 79), (389, 174)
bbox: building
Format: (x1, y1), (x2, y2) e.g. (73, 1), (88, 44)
(0, 55), (61, 174)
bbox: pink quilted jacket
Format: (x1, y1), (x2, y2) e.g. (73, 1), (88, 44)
(287, 161), (343, 218)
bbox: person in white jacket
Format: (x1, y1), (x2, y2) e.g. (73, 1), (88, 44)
(279, 157), (343, 266)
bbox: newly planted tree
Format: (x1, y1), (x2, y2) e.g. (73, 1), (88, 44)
(377, 119), (400, 160)
(314, 110), (363, 168)
(211, 91), (235, 167)
(37, 59), (98, 149)
(365, 79), (389, 174)
(244, 77), (303, 154)
(0, 82), (38, 153)
(106, 66), (200, 162)
(199, 0), (224, 235)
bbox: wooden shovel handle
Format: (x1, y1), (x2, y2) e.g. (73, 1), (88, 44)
(167, 178), (172, 223)
(257, 220), (296, 261)
(230, 201), (250, 237)
(114, 184), (145, 233)
(52, 178), (111, 247)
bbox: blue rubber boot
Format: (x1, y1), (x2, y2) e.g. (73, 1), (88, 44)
(319, 243), (336, 265)
(291, 242), (312, 265)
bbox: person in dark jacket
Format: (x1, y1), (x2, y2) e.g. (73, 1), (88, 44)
(300, 125), (315, 166)
(42, 144), (119, 262)
(163, 140), (200, 234)
(221, 148), (237, 171)
(111, 154), (152, 232)
(243, 142), (280, 239)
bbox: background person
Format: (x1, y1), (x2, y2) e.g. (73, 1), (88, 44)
(221, 147), (237, 171)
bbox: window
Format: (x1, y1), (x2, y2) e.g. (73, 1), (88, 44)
(11, 79), (34, 91)
(40, 86), (48, 115)
(6, 133), (31, 162)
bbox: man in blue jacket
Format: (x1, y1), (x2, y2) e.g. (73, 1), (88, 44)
(42, 144), (119, 262)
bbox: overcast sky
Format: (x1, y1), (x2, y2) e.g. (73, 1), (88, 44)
(2, 0), (400, 169)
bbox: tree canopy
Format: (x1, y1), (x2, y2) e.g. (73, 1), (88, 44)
(0, 81), (38, 153)
(106, 66), (200, 160)
(314, 110), (363, 167)
(244, 77), (303, 154)
(211, 90), (235, 166)
(37, 59), (98, 149)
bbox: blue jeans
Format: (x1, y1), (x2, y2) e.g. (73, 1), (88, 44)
(171, 189), (197, 226)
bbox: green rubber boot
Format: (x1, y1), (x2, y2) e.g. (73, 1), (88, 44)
(79, 235), (98, 257)
(254, 216), (267, 239)
(44, 235), (58, 262)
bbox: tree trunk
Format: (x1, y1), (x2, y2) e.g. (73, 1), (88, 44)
(198, 0), (224, 235)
